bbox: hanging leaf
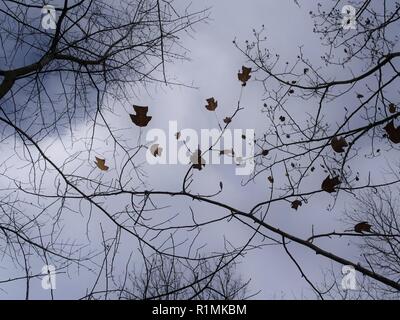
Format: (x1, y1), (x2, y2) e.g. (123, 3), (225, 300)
(94, 157), (109, 171)
(321, 175), (341, 193)
(384, 121), (400, 144)
(279, 116), (286, 122)
(356, 93), (364, 99)
(130, 105), (152, 127)
(331, 136), (348, 153)
(304, 68), (309, 74)
(267, 176), (274, 184)
(150, 144), (163, 157)
(238, 66), (252, 86)
(219, 181), (223, 190)
(175, 131), (181, 140)
(190, 149), (206, 170)
(223, 117), (232, 124)
(205, 98), (218, 111)
(291, 200), (302, 210)
(354, 221), (372, 233)
(388, 103), (396, 114)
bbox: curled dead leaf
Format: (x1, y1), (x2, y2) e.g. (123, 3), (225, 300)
(223, 117), (232, 124)
(321, 175), (341, 193)
(354, 221), (372, 233)
(94, 157), (109, 171)
(331, 136), (348, 153)
(291, 200), (302, 210)
(150, 144), (163, 157)
(267, 176), (274, 184)
(384, 120), (400, 144)
(205, 98), (218, 111)
(238, 66), (252, 86)
(388, 103), (396, 114)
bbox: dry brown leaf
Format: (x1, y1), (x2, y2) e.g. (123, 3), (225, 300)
(223, 117), (232, 124)
(354, 221), (372, 233)
(267, 176), (274, 184)
(321, 175), (341, 193)
(150, 144), (163, 157)
(291, 200), (302, 210)
(94, 157), (109, 171)
(205, 98), (218, 111)
(130, 105), (152, 127)
(238, 66), (252, 86)
(389, 103), (396, 114)
(331, 136), (348, 153)
(175, 132), (181, 140)
(384, 120), (400, 144)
